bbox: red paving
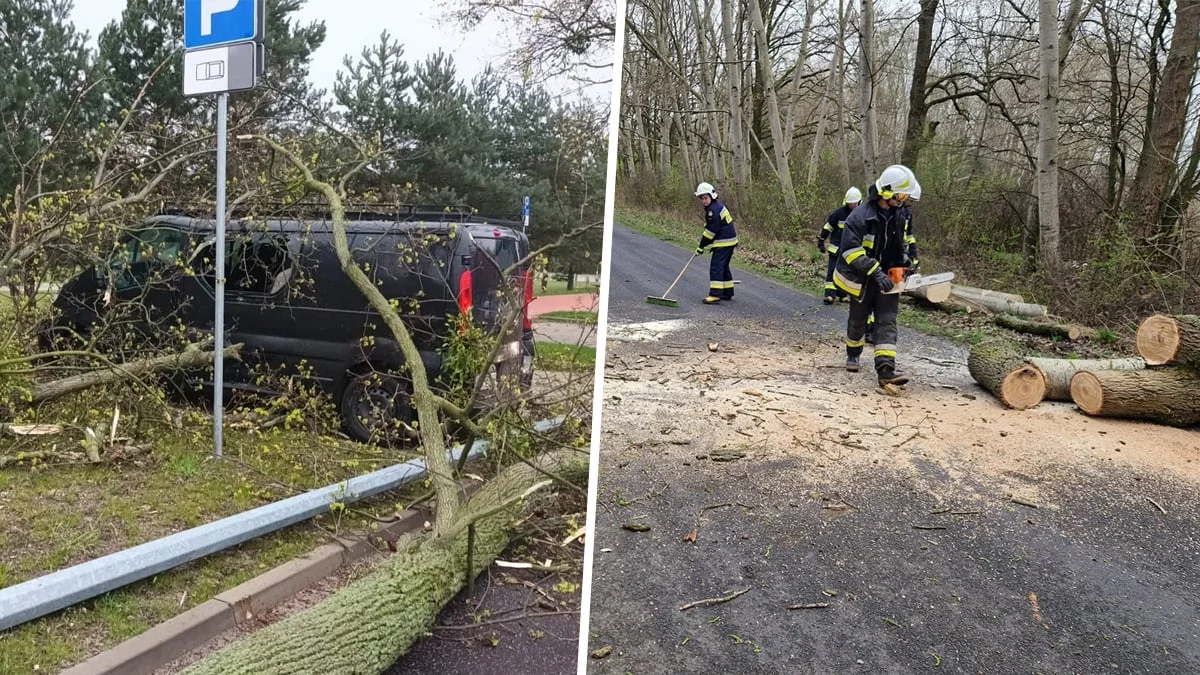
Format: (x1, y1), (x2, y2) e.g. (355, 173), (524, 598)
(529, 292), (598, 317)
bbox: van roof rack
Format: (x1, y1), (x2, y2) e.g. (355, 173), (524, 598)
(157, 202), (521, 226)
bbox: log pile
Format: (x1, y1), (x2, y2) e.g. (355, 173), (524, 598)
(965, 314), (1200, 428)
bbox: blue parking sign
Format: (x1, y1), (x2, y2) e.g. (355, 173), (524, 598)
(522, 196), (531, 217)
(184, 0), (262, 50)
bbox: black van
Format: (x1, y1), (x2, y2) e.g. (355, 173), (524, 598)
(464, 222), (535, 392)
(43, 210), (527, 442)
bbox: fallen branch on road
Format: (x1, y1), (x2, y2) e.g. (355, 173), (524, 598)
(679, 586), (751, 612)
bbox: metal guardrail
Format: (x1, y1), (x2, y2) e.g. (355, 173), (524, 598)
(0, 417), (565, 632)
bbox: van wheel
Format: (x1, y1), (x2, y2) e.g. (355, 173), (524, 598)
(341, 370), (414, 445)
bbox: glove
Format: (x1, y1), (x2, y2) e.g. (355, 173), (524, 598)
(872, 268), (895, 292)
(695, 246), (706, 256)
(908, 258), (921, 272)
(816, 238), (827, 253)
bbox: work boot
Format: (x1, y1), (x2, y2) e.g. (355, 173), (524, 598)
(703, 295), (721, 304)
(877, 366), (910, 387)
(839, 295), (850, 303)
(823, 296), (835, 305)
(845, 355), (860, 372)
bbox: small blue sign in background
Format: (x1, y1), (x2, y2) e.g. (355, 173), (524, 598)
(522, 195), (531, 217)
(184, 0), (260, 50)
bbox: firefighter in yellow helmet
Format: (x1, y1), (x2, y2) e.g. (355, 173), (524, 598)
(817, 186), (862, 304)
(833, 165), (920, 386)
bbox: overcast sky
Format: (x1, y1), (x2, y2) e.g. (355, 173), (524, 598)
(69, 0), (606, 100)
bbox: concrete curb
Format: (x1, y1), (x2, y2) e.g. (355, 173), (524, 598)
(60, 507), (430, 675)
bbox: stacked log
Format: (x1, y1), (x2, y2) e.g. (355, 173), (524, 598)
(967, 340), (1047, 410)
(1026, 357), (1145, 401)
(949, 285), (1047, 317)
(995, 314), (1096, 342)
(1135, 314), (1200, 368)
(1070, 368), (1200, 427)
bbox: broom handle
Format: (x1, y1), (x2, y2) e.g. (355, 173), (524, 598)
(661, 253), (696, 298)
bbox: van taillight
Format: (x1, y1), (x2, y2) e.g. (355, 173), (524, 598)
(457, 270), (473, 316)
(523, 270), (534, 331)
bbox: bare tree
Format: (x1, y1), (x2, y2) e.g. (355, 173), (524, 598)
(1037, 0), (1062, 267)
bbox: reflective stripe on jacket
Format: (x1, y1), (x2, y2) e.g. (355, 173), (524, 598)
(701, 199), (739, 248)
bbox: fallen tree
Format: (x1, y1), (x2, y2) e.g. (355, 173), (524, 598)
(994, 314), (1095, 341)
(904, 280), (951, 304)
(28, 342), (243, 404)
(1070, 368), (1200, 427)
(967, 340), (1047, 409)
(1026, 356), (1146, 401)
(949, 287), (1046, 317)
(182, 449), (588, 675)
(1135, 314), (1200, 368)
(951, 284), (1024, 304)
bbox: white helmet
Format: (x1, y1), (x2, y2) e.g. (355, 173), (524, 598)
(843, 186), (863, 205)
(695, 182), (717, 198)
(876, 164), (920, 201)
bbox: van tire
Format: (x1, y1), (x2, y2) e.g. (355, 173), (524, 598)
(341, 369), (414, 445)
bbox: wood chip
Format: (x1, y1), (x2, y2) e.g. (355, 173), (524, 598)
(622, 522), (651, 532)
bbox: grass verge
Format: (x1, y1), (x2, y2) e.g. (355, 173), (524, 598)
(538, 311), (598, 325)
(536, 342), (597, 372)
(537, 278), (600, 296)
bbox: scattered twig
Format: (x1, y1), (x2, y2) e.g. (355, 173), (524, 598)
(679, 586), (751, 611)
(434, 609), (579, 631)
(1010, 497), (1039, 509)
(787, 602), (830, 610)
(702, 502), (733, 511)
(911, 524), (946, 530)
(951, 510), (981, 516)
(913, 355), (964, 367)
(1145, 496), (1167, 515)
(882, 616), (904, 628)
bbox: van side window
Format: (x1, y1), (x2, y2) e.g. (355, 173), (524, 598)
(191, 232), (294, 296)
(109, 226), (188, 290)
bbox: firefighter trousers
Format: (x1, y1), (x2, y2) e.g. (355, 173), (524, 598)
(709, 246), (735, 299)
(846, 280), (899, 373)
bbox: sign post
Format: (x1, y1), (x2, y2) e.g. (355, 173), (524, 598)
(183, 0), (265, 458)
(522, 195), (530, 233)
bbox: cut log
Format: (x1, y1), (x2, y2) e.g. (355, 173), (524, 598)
(1070, 368), (1200, 427)
(951, 285), (1025, 304)
(949, 287), (1046, 317)
(184, 449), (589, 675)
(967, 340), (1047, 409)
(1026, 357), (1146, 401)
(905, 281), (952, 304)
(1135, 314), (1200, 367)
(994, 314), (1095, 341)
(29, 342), (242, 404)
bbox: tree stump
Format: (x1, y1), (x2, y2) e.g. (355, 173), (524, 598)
(967, 340), (1047, 409)
(1070, 368), (1200, 427)
(1026, 357), (1145, 401)
(1135, 314), (1200, 367)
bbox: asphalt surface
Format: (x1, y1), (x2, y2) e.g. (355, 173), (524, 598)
(587, 223), (1200, 674)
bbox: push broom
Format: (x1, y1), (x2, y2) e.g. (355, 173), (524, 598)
(646, 252), (696, 308)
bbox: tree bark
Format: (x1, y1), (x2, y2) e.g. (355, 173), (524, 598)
(184, 450), (589, 675)
(1037, 0), (1061, 268)
(1071, 368), (1200, 427)
(747, 0), (797, 209)
(29, 343), (242, 404)
(900, 0), (938, 169)
(951, 285), (1025, 304)
(994, 314), (1094, 341)
(1128, 0), (1200, 236)
(1135, 314), (1200, 367)
(721, 0), (749, 187)
(968, 340), (1047, 410)
(858, 0), (878, 180)
(949, 287), (1047, 317)
(1026, 356), (1145, 401)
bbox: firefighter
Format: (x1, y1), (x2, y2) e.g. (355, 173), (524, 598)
(866, 167), (921, 344)
(817, 186), (863, 304)
(694, 182), (738, 304)
(834, 164), (921, 386)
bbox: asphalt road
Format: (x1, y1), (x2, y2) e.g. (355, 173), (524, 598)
(608, 223), (841, 327)
(588, 222), (1200, 674)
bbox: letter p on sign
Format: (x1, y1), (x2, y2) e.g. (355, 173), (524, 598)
(201, 0), (240, 35)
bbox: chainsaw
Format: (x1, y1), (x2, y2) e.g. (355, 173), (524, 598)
(880, 270), (955, 295)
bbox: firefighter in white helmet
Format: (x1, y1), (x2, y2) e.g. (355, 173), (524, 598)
(834, 164), (920, 386)
(817, 186), (863, 304)
(694, 182), (739, 304)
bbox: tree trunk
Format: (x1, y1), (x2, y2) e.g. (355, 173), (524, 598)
(900, 0), (938, 169)
(29, 343), (242, 404)
(952, 285), (1025, 304)
(1135, 314), (1200, 367)
(1127, 0), (1200, 236)
(721, 0), (749, 188)
(747, 0), (797, 210)
(1071, 368), (1200, 427)
(994, 314), (1094, 341)
(858, 0), (878, 180)
(783, 0), (818, 155)
(967, 340), (1047, 410)
(949, 287), (1047, 317)
(904, 280), (951, 304)
(807, 0), (845, 184)
(836, 0), (853, 186)
(692, 0), (726, 184)
(1026, 356), (1145, 401)
(1037, 0), (1061, 268)
(184, 450), (589, 675)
